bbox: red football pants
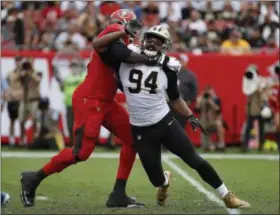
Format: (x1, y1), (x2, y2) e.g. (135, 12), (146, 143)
(43, 97), (136, 180)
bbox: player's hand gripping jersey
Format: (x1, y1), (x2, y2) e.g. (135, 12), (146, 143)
(119, 44), (181, 126)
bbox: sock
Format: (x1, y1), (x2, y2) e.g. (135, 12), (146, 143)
(161, 172), (169, 187)
(113, 179), (127, 195)
(116, 145), (136, 180)
(216, 183), (229, 198)
(35, 169), (47, 181)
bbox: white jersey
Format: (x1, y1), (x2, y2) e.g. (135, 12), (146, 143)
(118, 44), (180, 126)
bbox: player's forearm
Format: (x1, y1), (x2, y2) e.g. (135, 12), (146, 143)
(124, 52), (150, 64)
(170, 97), (193, 118)
(93, 31), (126, 53)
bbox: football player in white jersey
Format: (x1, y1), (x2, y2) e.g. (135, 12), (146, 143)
(118, 26), (250, 209)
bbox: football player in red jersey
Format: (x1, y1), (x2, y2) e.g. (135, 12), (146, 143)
(20, 9), (169, 208)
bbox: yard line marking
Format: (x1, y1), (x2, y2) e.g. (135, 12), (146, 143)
(35, 196), (49, 201)
(1, 152), (120, 158)
(166, 153), (279, 160)
(1, 151), (279, 160)
(163, 157), (240, 215)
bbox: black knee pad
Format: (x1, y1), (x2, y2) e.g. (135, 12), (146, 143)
(72, 126), (85, 162)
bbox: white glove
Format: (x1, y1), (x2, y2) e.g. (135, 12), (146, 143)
(166, 57), (181, 72)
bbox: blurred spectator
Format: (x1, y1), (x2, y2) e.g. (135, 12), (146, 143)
(38, 22), (57, 52)
(60, 1), (87, 13)
(29, 97), (65, 150)
(23, 17), (39, 50)
(177, 54), (198, 105)
(57, 2), (80, 32)
(6, 56), (23, 145)
(77, 2), (101, 46)
(267, 63), (280, 151)
(259, 14), (279, 42)
(220, 29), (251, 55)
(122, 2), (142, 20)
(141, 2), (160, 30)
(99, 1), (121, 18)
(170, 40), (188, 52)
(22, 1), (42, 26)
(1, 1), (15, 21)
(191, 0), (240, 14)
(259, 2), (279, 25)
(236, 2), (259, 31)
(18, 59), (42, 145)
(185, 9), (207, 35)
(0, 1), (279, 52)
(248, 27), (266, 48)
(169, 54), (198, 129)
(260, 35), (280, 54)
(61, 61), (86, 144)
(1, 7), (25, 50)
(196, 86), (225, 151)
(55, 22), (86, 51)
(242, 65), (267, 152)
(158, 2), (183, 23)
(40, 1), (62, 31)
(1, 78), (9, 112)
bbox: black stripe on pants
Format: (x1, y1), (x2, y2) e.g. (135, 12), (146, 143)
(131, 112), (223, 189)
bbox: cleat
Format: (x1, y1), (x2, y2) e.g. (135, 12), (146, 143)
(223, 191), (250, 209)
(106, 192), (144, 208)
(20, 171), (41, 207)
(1, 192), (11, 207)
(156, 171), (171, 206)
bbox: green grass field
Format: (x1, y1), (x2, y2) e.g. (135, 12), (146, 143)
(1, 148), (279, 214)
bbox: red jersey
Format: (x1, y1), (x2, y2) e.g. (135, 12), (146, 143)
(269, 83), (280, 112)
(75, 24), (129, 102)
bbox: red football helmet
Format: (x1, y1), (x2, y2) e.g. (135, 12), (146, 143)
(110, 9), (136, 25)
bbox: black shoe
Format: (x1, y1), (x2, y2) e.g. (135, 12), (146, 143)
(216, 147), (226, 152)
(106, 192), (144, 208)
(20, 171), (40, 207)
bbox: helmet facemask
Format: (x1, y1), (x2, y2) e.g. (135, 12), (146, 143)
(141, 26), (172, 57)
(141, 33), (170, 57)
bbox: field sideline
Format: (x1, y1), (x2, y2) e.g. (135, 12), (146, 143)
(1, 151), (279, 214)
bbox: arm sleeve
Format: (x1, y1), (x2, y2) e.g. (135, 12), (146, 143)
(99, 41), (132, 68)
(163, 67), (181, 101)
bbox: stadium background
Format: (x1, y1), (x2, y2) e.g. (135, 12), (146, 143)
(1, 1), (279, 214)
(1, 1), (279, 146)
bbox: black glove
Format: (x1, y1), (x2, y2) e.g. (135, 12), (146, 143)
(187, 115), (208, 135)
(125, 20), (142, 38)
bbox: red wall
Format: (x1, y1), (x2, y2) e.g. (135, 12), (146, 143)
(179, 54), (278, 144)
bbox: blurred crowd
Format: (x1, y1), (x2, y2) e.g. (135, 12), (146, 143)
(1, 0), (279, 54)
(1, 57), (65, 150)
